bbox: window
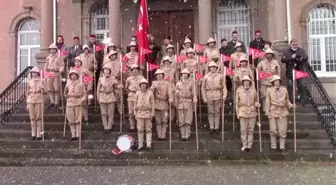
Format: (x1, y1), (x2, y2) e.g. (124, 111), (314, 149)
(90, 2), (109, 43)
(308, 4), (336, 76)
(217, 0), (251, 46)
(17, 19), (40, 74)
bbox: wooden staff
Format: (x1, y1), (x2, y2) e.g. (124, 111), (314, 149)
(222, 68), (226, 141)
(169, 96), (172, 151)
(293, 73), (297, 153)
(193, 71), (199, 151)
(196, 55), (202, 125)
(176, 42), (180, 82)
(79, 105), (83, 150)
(41, 90), (45, 141)
(59, 75), (64, 114)
(119, 53), (123, 133)
(232, 81), (236, 132)
(256, 70), (263, 152)
(93, 45), (97, 107)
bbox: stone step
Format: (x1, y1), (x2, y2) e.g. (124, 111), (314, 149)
(0, 138), (333, 150)
(0, 128), (330, 141)
(1, 120), (324, 131)
(8, 113), (319, 122)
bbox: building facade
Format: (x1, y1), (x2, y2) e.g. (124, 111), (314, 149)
(0, 0), (335, 100)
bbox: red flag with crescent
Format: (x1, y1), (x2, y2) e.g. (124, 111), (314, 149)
(257, 70), (273, 81)
(221, 54), (231, 63)
(147, 63), (159, 71)
(81, 75), (93, 84)
(60, 50), (68, 57)
(224, 67), (234, 76)
(293, 69), (309, 80)
(194, 44), (205, 52)
(177, 55), (187, 63)
(195, 71), (203, 80)
(41, 71), (55, 80)
(94, 45), (104, 52)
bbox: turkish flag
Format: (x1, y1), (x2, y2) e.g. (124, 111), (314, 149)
(122, 63), (128, 72)
(41, 70), (55, 80)
(81, 75), (93, 84)
(147, 63), (159, 71)
(221, 54), (231, 63)
(60, 50), (68, 57)
(177, 55), (187, 63)
(198, 56), (209, 63)
(194, 44), (205, 52)
(248, 48), (265, 59)
(164, 76), (172, 81)
(136, 0), (149, 62)
(122, 55), (128, 63)
(293, 69), (309, 80)
(141, 48), (152, 55)
(195, 71), (203, 80)
(94, 45), (104, 52)
(257, 70), (273, 81)
(224, 67), (234, 76)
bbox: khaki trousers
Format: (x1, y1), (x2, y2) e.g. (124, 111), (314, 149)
(207, 100), (221, 130)
(127, 101), (136, 129)
(154, 109), (168, 139)
(178, 103), (193, 139)
(47, 76), (61, 105)
(260, 84), (271, 112)
(136, 118), (152, 148)
(240, 117), (256, 148)
(66, 106), (82, 138)
(100, 102), (116, 129)
(28, 103), (42, 137)
(269, 116), (288, 149)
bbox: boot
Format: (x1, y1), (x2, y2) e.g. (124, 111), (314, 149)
(137, 131), (144, 150)
(156, 123), (162, 139)
(101, 115), (108, 130)
(107, 116), (114, 130)
(75, 123), (81, 138)
(146, 132), (152, 149)
(162, 123), (168, 139)
(279, 137), (286, 150)
(270, 135), (277, 150)
(36, 121), (42, 138)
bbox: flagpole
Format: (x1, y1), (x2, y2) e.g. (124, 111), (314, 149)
(79, 104), (83, 150)
(222, 67), (225, 141)
(176, 42), (180, 82)
(193, 70), (199, 151)
(41, 72), (45, 141)
(93, 46), (97, 107)
(120, 53), (123, 133)
(293, 70), (297, 153)
(256, 70), (262, 152)
(196, 55), (202, 129)
(60, 75), (64, 114)
(233, 79), (236, 132)
(169, 79), (172, 150)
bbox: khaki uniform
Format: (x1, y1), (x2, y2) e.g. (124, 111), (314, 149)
(97, 76), (118, 130)
(103, 58), (121, 77)
(161, 63), (177, 121)
(205, 61), (224, 74)
(44, 54), (64, 105)
(265, 86), (292, 149)
(257, 59), (281, 112)
(180, 47), (192, 56)
(176, 79), (197, 139)
(150, 80), (173, 139)
(201, 73), (227, 130)
(114, 77), (123, 116)
(27, 78), (44, 137)
(181, 58), (199, 73)
(233, 67), (254, 90)
(134, 89), (155, 148)
(236, 86), (258, 149)
(125, 75), (144, 129)
(229, 52), (248, 69)
(125, 52), (139, 74)
(64, 79), (86, 138)
(203, 47), (220, 71)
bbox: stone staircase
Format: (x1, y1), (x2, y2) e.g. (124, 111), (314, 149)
(0, 99), (335, 166)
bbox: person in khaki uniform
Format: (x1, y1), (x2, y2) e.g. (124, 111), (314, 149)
(113, 74), (123, 117)
(203, 38), (220, 74)
(103, 50), (121, 78)
(103, 42), (116, 63)
(180, 38), (192, 56)
(134, 78), (155, 151)
(236, 76), (261, 151)
(176, 69), (197, 140)
(125, 64), (144, 132)
(64, 70), (87, 140)
(233, 57), (255, 90)
(150, 69), (173, 140)
(78, 45), (95, 98)
(44, 43), (64, 108)
(125, 41), (140, 69)
(26, 67), (44, 140)
(265, 75), (294, 152)
(97, 63), (122, 133)
(201, 62), (227, 134)
(257, 48), (281, 113)
(181, 48), (198, 72)
(229, 42), (248, 69)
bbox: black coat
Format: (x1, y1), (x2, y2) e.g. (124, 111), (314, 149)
(67, 45), (83, 68)
(249, 38), (265, 51)
(227, 40), (246, 54)
(281, 47), (308, 77)
(219, 46), (232, 67)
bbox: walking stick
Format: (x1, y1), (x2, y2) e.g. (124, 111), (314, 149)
(222, 69), (226, 142)
(93, 46), (97, 107)
(232, 82), (236, 132)
(119, 53), (123, 133)
(60, 75), (64, 114)
(293, 74), (297, 153)
(79, 105), (83, 150)
(256, 70), (262, 152)
(193, 71), (199, 151)
(169, 102), (172, 150)
(41, 91), (45, 141)
(63, 109), (67, 138)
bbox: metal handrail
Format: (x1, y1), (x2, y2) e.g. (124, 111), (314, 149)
(302, 62), (336, 146)
(0, 66), (32, 125)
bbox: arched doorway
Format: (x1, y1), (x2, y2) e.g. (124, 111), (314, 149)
(307, 3), (336, 76)
(90, 2), (109, 43)
(17, 19), (40, 74)
(216, 0), (251, 45)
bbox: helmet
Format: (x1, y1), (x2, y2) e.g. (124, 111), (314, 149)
(130, 64), (139, 70)
(83, 44), (90, 51)
(186, 48), (195, 55)
(184, 38), (192, 44)
(207, 37), (216, 44)
(270, 75), (281, 82)
(68, 69), (79, 77)
(30, 67), (40, 74)
(181, 68), (190, 74)
(74, 56), (82, 64)
(49, 43), (58, 50)
(129, 41), (137, 47)
(234, 42), (242, 48)
(108, 50), (118, 57)
(238, 57), (248, 65)
(139, 78), (148, 85)
(155, 69), (165, 76)
(208, 61), (218, 68)
(166, 44), (174, 50)
(102, 63), (112, 71)
(162, 56), (172, 62)
(107, 42), (116, 48)
(264, 48), (274, 54)
(241, 75), (252, 83)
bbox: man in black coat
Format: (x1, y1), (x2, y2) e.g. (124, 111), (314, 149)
(249, 30), (265, 51)
(281, 39), (309, 106)
(227, 31), (246, 54)
(219, 38), (232, 90)
(67, 37), (83, 68)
